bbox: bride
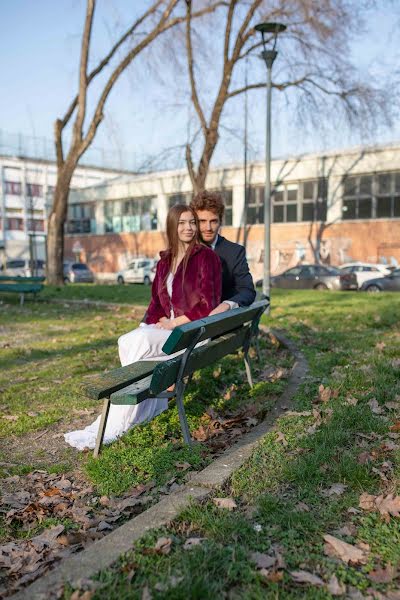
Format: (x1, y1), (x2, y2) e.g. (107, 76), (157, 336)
(65, 204), (222, 450)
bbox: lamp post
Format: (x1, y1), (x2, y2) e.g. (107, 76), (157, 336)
(255, 22), (286, 301)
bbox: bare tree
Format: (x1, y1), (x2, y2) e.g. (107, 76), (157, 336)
(48, 0), (219, 285)
(183, 0), (394, 194)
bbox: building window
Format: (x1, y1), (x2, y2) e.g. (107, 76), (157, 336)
(301, 179), (327, 222)
(342, 172), (400, 220)
(168, 193), (189, 209)
(247, 186), (264, 224)
(6, 218), (24, 231)
(376, 171), (400, 219)
(4, 181), (22, 195)
(67, 203), (96, 234)
(27, 219), (45, 232)
(26, 183), (43, 197)
(220, 189), (233, 226)
(104, 197), (157, 233)
(342, 175), (373, 220)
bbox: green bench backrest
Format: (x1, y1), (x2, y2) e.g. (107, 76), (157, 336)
(150, 326), (251, 396)
(0, 275), (45, 283)
(162, 299), (269, 355)
(0, 283), (43, 293)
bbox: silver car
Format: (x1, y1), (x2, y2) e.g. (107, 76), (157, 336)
(360, 268), (400, 292)
(265, 264), (358, 291)
(63, 262), (94, 283)
(116, 258), (157, 285)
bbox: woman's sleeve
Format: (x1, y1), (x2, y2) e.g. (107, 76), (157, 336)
(145, 263), (167, 324)
(184, 250), (222, 321)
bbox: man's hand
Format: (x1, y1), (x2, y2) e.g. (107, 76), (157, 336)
(209, 302), (231, 316)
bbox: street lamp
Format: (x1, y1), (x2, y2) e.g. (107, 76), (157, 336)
(255, 22), (286, 301)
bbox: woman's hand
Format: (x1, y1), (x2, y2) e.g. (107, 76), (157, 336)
(155, 319), (176, 330)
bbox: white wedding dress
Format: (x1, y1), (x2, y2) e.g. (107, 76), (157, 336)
(64, 274), (178, 450)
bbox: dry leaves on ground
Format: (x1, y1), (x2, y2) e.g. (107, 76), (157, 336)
(0, 471), (155, 596)
(154, 537), (172, 555)
(359, 492), (400, 521)
(323, 534), (368, 565)
(191, 405), (259, 447)
(290, 570), (324, 586)
(213, 497), (237, 511)
(367, 563), (398, 584)
(322, 483), (348, 498)
(315, 385), (339, 404)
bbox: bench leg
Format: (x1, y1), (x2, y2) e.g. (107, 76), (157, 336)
(20, 293), (24, 306)
(93, 397), (111, 458)
(244, 352), (253, 388)
(175, 382), (192, 446)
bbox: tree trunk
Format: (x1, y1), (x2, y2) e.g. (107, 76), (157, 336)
(46, 163), (76, 285)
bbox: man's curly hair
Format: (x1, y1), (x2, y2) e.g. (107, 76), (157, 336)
(190, 190), (225, 221)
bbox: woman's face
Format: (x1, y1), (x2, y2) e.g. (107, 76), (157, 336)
(177, 211), (197, 245)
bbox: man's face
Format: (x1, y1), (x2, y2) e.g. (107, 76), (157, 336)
(196, 210), (221, 245)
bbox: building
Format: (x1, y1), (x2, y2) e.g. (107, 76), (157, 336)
(65, 143), (400, 281)
(0, 155), (129, 265)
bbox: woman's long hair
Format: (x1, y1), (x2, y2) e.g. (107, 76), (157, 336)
(165, 204), (199, 282)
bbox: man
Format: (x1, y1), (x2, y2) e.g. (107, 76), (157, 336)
(190, 190), (256, 315)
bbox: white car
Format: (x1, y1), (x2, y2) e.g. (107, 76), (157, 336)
(1, 258), (45, 278)
(117, 258), (157, 285)
(338, 262), (391, 288)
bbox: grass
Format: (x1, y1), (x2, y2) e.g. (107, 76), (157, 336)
(41, 283), (152, 305)
(60, 288), (400, 599)
(0, 285), (289, 496)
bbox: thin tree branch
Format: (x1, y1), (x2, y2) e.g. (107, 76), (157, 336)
(224, 0), (237, 62)
(185, 0), (208, 137)
(73, 0), (96, 145)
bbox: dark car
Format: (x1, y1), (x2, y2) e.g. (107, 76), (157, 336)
(63, 262), (94, 283)
(257, 264), (358, 291)
(360, 268), (400, 292)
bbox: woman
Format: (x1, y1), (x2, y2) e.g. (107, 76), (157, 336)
(65, 205), (222, 450)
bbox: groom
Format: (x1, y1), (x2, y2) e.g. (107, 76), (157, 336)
(190, 190), (256, 315)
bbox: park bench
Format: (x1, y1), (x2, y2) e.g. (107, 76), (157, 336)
(0, 275), (45, 305)
(82, 299), (269, 457)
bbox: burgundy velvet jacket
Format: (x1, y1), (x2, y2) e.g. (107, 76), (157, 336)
(145, 244), (222, 324)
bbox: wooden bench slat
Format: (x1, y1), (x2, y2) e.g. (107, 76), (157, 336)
(109, 326), (251, 406)
(0, 283), (43, 293)
(162, 300), (268, 355)
(0, 276), (45, 283)
(83, 360), (160, 400)
(110, 375), (153, 405)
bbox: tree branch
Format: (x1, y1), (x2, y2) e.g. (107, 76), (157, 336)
(73, 0), (96, 145)
(185, 0), (208, 138)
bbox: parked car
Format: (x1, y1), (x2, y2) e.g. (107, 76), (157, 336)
(360, 268), (400, 292)
(63, 262), (94, 283)
(0, 259), (45, 278)
(338, 262), (391, 289)
(116, 258), (157, 285)
(257, 264), (358, 291)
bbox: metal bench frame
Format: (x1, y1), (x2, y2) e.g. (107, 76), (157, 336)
(86, 300), (269, 457)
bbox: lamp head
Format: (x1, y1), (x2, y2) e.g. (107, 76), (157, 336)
(255, 22), (286, 51)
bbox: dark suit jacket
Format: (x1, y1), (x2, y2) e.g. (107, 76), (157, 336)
(214, 235), (256, 306)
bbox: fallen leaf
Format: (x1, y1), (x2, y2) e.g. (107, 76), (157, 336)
(213, 498), (237, 511)
(295, 502), (310, 512)
(357, 451), (372, 465)
(326, 574), (346, 596)
(250, 552), (276, 570)
(316, 385), (338, 403)
(290, 570), (324, 586)
(31, 524), (65, 549)
(345, 396), (358, 406)
(276, 431), (288, 446)
(322, 483), (347, 497)
(359, 492), (400, 520)
(375, 341), (386, 351)
(259, 569), (284, 582)
(367, 563), (398, 583)
(368, 398), (384, 414)
(390, 421), (400, 432)
(2, 415), (18, 421)
(154, 537), (172, 555)
(183, 537), (205, 550)
(174, 462), (191, 471)
(323, 534), (368, 565)
(70, 592), (94, 600)
(385, 401), (400, 410)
